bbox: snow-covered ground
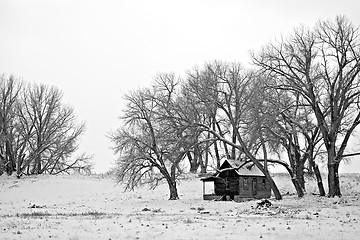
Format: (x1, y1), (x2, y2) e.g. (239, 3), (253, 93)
(0, 173), (359, 240)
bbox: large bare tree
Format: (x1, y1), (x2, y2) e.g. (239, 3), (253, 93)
(183, 66), (222, 172)
(111, 73), (198, 200)
(0, 75), (92, 176)
(260, 80), (325, 196)
(253, 15), (360, 197)
(18, 84), (91, 175)
(0, 75), (22, 175)
(188, 61), (283, 200)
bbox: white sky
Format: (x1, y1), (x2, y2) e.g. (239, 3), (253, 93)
(1, 0), (360, 173)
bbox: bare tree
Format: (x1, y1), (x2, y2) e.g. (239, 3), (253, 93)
(18, 84), (91, 175)
(0, 75), (22, 175)
(253, 15), (360, 197)
(261, 81), (325, 196)
(1, 76), (92, 176)
(190, 61), (283, 200)
(182, 67), (221, 172)
(110, 74), (198, 200)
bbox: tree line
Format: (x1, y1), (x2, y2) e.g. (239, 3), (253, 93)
(0, 75), (92, 177)
(110, 15), (360, 200)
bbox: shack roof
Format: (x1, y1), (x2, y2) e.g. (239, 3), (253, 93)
(235, 163), (264, 176)
(201, 159), (265, 181)
(221, 159), (265, 176)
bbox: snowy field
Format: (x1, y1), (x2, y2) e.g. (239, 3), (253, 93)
(1, 173), (359, 240)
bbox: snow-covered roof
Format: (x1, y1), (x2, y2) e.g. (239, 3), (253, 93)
(235, 162), (264, 176)
(201, 159), (265, 181)
(223, 159), (241, 168)
(221, 159), (265, 177)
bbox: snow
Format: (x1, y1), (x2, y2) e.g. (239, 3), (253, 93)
(0, 173), (359, 239)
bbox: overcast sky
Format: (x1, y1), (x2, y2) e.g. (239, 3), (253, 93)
(1, 0), (360, 173)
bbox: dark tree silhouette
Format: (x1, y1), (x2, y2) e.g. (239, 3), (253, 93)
(253, 15), (360, 197)
(111, 73), (198, 200)
(0, 75), (92, 176)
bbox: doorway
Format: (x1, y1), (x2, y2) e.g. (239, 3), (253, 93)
(252, 178), (257, 195)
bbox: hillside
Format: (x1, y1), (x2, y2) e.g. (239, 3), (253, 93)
(0, 173), (359, 239)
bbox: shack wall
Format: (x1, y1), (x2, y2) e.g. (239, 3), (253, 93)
(214, 177), (239, 195)
(238, 176), (271, 199)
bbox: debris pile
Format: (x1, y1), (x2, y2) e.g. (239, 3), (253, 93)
(256, 199), (272, 209)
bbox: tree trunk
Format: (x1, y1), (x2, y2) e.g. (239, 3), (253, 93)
(286, 150), (304, 197)
(187, 152), (199, 173)
(0, 151), (4, 175)
(308, 157), (325, 196)
(166, 165), (179, 200)
(291, 141), (306, 192)
(307, 131), (326, 196)
(200, 143), (209, 174)
(213, 140), (221, 168)
(32, 155), (42, 175)
(5, 140), (15, 175)
(231, 128), (236, 159)
(288, 160), (304, 197)
(328, 162), (341, 197)
(212, 121), (221, 168)
(260, 133), (268, 174)
(16, 155), (22, 178)
(265, 171), (283, 200)
(216, 122), (230, 159)
(296, 161), (305, 191)
(291, 178), (304, 197)
(327, 142), (341, 197)
(168, 181), (179, 200)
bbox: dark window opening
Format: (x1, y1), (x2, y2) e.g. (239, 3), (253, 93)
(243, 178), (249, 190)
(225, 178), (230, 190)
(252, 178), (257, 195)
(262, 178), (266, 190)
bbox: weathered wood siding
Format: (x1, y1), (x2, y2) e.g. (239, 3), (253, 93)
(238, 176), (271, 199)
(214, 169), (240, 196)
(214, 177), (239, 195)
(206, 162), (271, 200)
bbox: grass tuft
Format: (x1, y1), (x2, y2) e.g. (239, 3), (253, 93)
(81, 211), (106, 217)
(19, 212), (52, 217)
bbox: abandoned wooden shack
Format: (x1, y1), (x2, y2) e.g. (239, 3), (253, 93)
(201, 159), (271, 201)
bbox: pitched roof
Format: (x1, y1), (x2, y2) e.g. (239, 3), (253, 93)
(201, 159), (265, 181)
(235, 162), (264, 176)
(222, 159), (241, 168)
